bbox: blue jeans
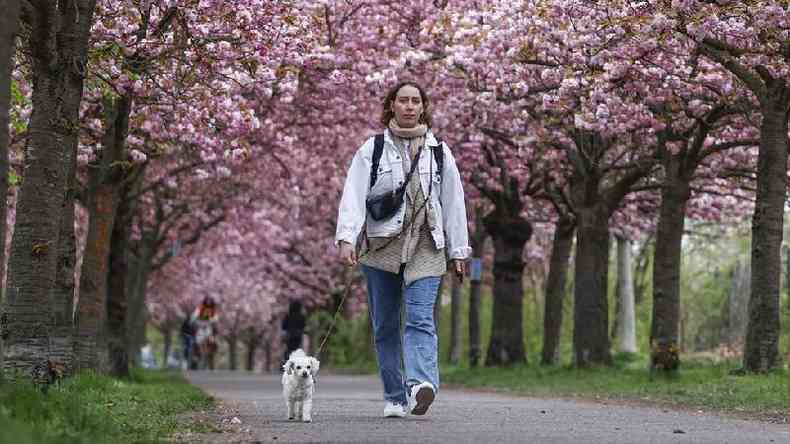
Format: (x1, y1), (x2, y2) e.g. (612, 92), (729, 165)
(362, 265), (441, 406)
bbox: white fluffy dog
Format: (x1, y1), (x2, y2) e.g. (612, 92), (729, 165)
(281, 349), (320, 422)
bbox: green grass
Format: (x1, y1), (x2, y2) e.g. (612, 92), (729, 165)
(0, 369), (214, 444)
(442, 354), (790, 419)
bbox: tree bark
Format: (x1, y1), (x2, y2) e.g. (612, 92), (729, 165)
(541, 217), (574, 365)
(245, 338), (258, 371)
(228, 335), (238, 371)
(743, 98), (789, 372)
(75, 183), (116, 371)
(49, 0), (95, 375)
(0, 0), (18, 374)
(616, 236), (637, 354)
(721, 260), (750, 349)
(50, 149), (78, 376)
(468, 278), (482, 367)
(633, 239), (652, 306)
(161, 327), (172, 367)
(650, 159), (691, 372)
(573, 206), (612, 367)
(448, 275), (462, 365)
(127, 238), (154, 365)
(105, 178), (135, 377)
(483, 212), (532, 366)
(1, 1), (97, 379)
(75, 95), (131, 372)
(263, 338), (272, 372)
(468, 207), (486, 367)
(0, 0), (20, 297)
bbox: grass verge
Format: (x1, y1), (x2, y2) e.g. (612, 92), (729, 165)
(0, 368), (213, 444)
(442, 354), (789, 423)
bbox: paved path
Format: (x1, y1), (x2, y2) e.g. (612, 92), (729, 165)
(183, 371), (789, 444)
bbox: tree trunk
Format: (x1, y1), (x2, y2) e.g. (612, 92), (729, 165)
(468, 207), (486, 367)
(650, 164), (691, 372)
(1, 1), (97, 379)
(263, 338), (272, 372)
(0, 0), (17, 373)
(75, 183), (117, 371)
(49, 0), (94, 376)
(448, 275), (462, 365)
(633, 239), (652, 306)
(743, 99), (789, 372)
(76, 94), (131, 372)
(50, 150), (78, 376)
(162, 327), (172, 368)
(541, 218), (574, 365)
(127, 239), (154, 365)
(573, 206), (612, 367)
(484, 213), (532, 366)
(784, 246), (790, 294)
(132, 305), (148, 364)
(0, 0), (20, 296)
(468, 278), (482, 367)
(228, 335), (238, 371)
(245, 338), (258, 372)
(105, 179), (134, 377)
(721, 260), (750, 349)
(616, 236), (637, 354)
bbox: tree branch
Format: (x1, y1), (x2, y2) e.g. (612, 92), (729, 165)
(699, 139), (759, 159)
(604, 158), (659, 214)
(697, 39), (767, 99)
(151, 212), (226, 271)
(128, 159), (207, 201)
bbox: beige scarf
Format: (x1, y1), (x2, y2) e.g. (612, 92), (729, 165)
(388, 118), (427, 139)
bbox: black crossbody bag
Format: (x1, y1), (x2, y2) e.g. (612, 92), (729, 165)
(366, 143), (423, 221)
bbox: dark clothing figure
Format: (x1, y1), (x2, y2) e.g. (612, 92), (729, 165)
(281, 302), (306, 363)
(180, 316), (196, 370)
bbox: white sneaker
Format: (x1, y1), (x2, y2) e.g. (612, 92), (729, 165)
(408, 382), (435, 416)
(383, 402), (407, 418)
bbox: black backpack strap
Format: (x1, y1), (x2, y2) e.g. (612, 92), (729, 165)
(433, 137), (444, 177)
(369, 134), (385, 189)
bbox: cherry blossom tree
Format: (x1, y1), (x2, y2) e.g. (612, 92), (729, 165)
(1, 0), (98, 379)
(667, 0), (790, 373)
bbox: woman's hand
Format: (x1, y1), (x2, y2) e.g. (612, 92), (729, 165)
(339, 241), (357, 266)
(452, 259), (466, 283)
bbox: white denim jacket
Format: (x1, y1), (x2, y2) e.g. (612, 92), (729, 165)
(335, 129), (472, 260)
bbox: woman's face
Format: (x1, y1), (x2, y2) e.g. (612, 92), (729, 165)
(391, 85), (424, 128)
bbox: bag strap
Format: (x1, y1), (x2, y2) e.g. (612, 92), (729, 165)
(371, 134), (444, 188)
(402, 144), (423, 189)
(433, 137), (444, 179)
(369, 134), (385, 189)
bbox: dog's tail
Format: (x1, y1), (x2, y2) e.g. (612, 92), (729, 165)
(288, 349), (306, 360)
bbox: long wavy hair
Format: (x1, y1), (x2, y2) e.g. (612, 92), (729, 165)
(380, 81), (433, 128)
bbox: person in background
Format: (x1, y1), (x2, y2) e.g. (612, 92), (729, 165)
(180, 314), (196, 370)
(191, 296), (219, 370)
(281, 301), (306, 366)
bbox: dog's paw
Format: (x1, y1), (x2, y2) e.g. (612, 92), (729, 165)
(288, 416), (295, 420)
(303, 417), (312, 423)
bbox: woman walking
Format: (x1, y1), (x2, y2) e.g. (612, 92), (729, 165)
(335, 81), (471, 417)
